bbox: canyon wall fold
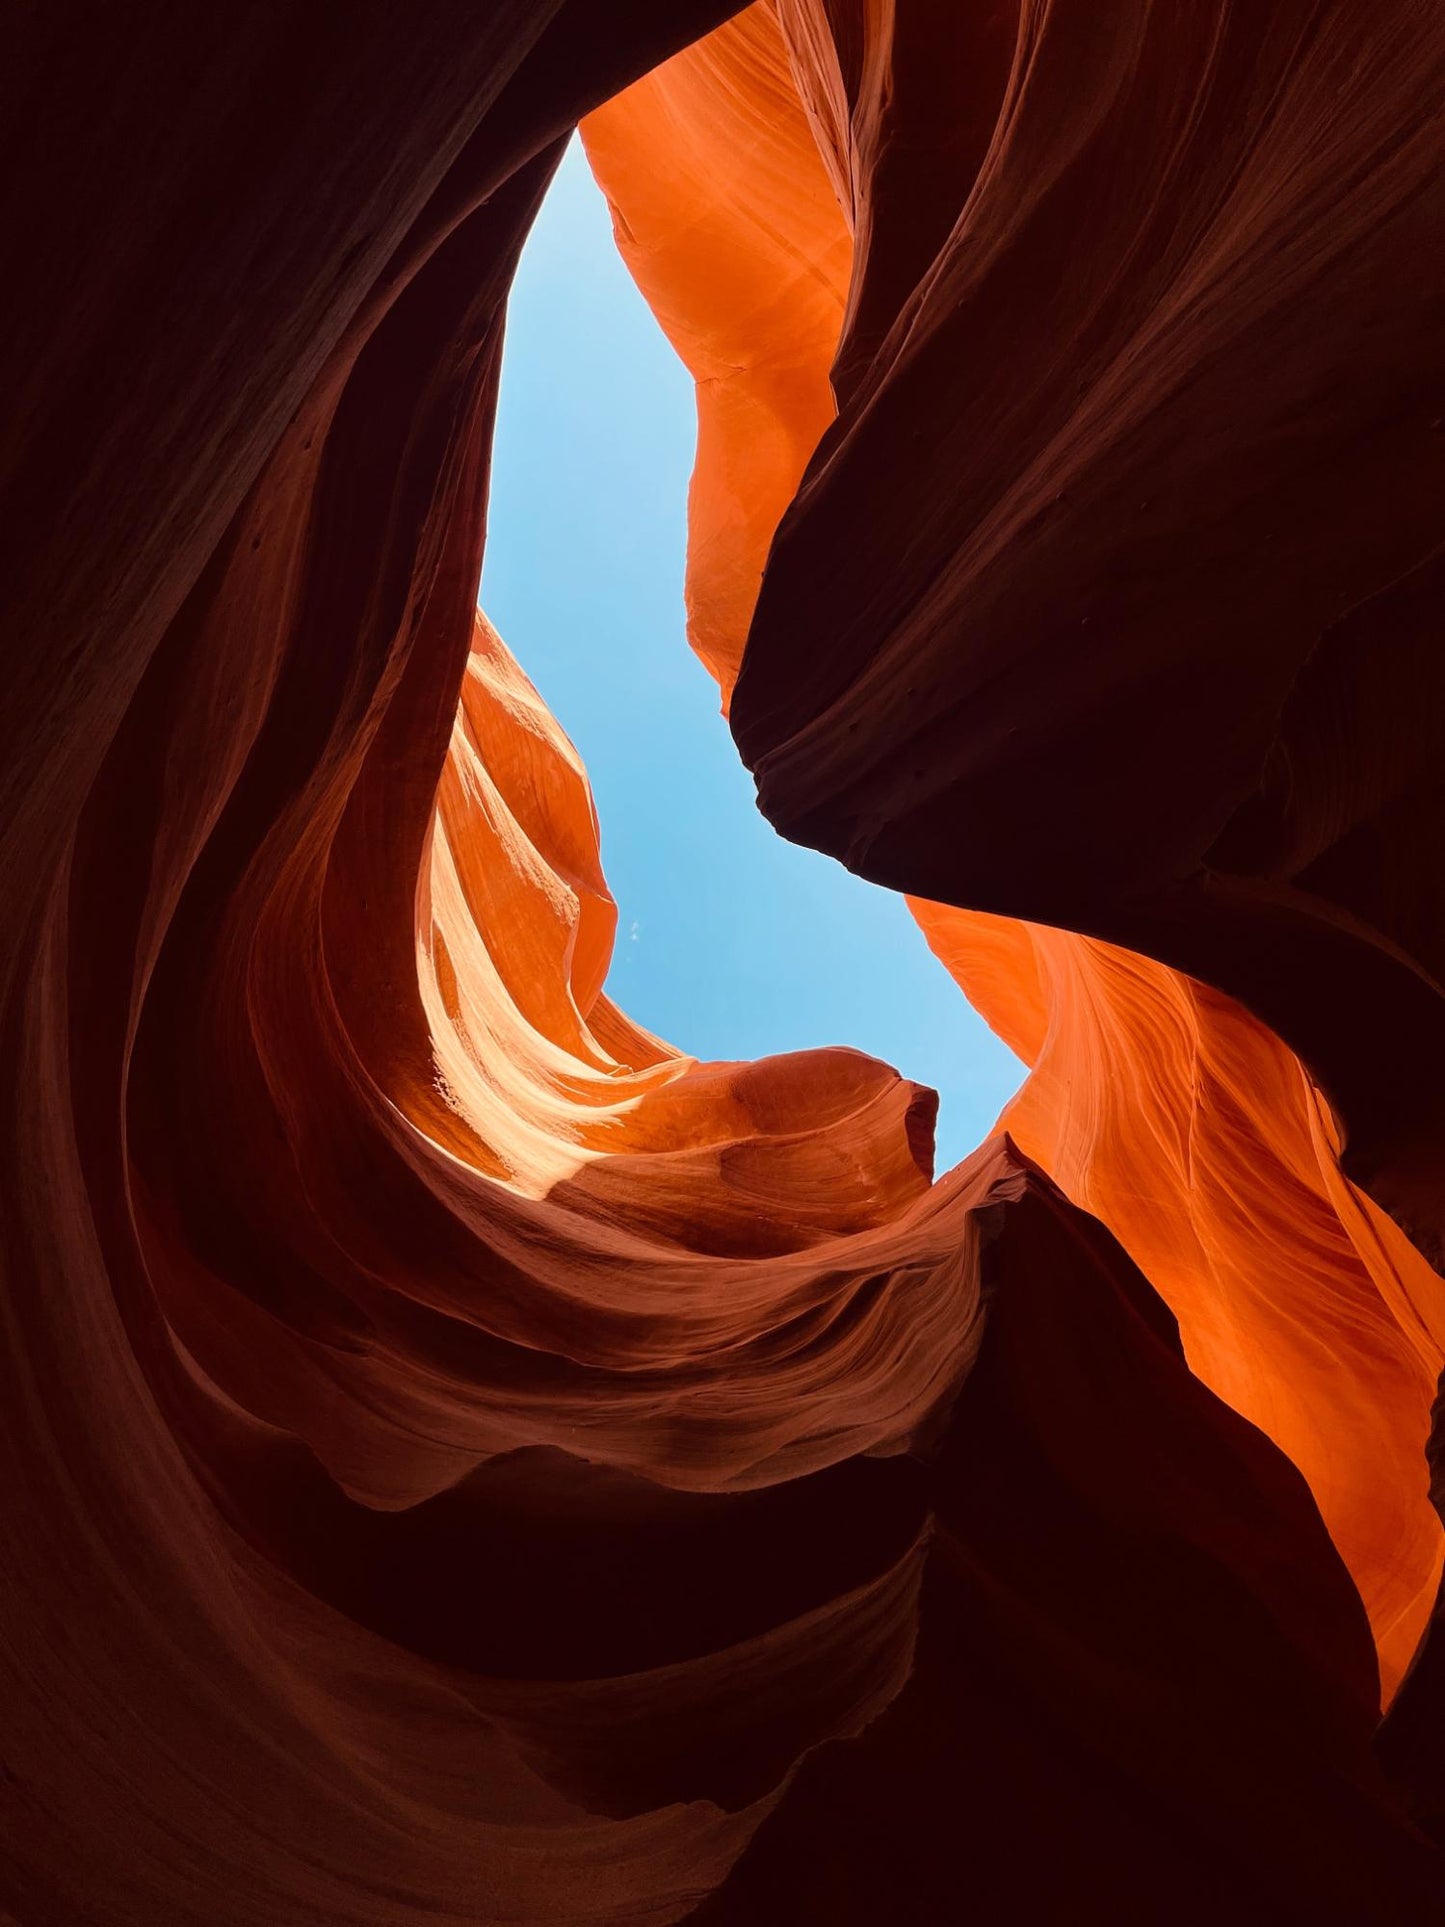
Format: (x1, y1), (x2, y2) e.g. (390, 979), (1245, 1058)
(586, 0), (1445, 1698)
(4, 0), (1445, 1919)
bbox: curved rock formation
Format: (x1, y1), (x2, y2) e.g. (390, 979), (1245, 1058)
(585, 0), (1445, 1697)
(5, 0), (1445, 1920)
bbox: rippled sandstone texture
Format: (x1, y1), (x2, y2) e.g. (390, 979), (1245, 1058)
(4, 2), (1445, 1922)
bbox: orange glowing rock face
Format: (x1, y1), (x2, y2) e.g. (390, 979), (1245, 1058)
(6, 1), (1445, 1921)
(916, 901), (1445, 1692)
(583, 4), (851, 704)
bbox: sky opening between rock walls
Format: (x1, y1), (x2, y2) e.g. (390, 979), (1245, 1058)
(479, 135), (1023, 1175)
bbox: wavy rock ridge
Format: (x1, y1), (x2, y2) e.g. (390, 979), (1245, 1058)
(4, 1), (1445, 1920)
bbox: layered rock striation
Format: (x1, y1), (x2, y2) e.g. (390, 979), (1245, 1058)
(4, 1), (1445, 1919)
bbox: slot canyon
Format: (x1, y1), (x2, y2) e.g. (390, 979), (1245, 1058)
(4, 3), (1445, 1921)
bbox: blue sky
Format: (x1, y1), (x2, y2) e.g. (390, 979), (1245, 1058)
(480, 137), (1022, 1173)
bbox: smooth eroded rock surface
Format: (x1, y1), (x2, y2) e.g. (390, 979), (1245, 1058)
(5, 1), (1445, 1918)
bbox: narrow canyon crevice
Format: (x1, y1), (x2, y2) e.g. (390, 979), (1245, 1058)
(4, 3), (1445, 1921)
